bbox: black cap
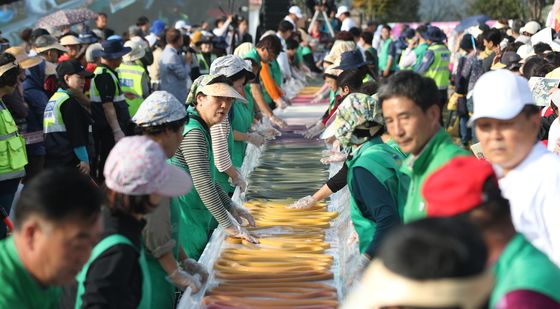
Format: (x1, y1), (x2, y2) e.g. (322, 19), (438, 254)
(500, 51), (522, 69)
(56, 60), (94, 79)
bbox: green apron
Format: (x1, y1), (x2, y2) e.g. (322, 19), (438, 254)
(231, 99), (254, 168)
(145, 255), (175, 308)
(346, 138), (409, 253)
(75, 234), (152, 309)
(169, 110), (218, 260)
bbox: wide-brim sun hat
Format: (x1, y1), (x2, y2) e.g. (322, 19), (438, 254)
(100, 39), (132, 60)
(5, 46), (42, 69)
(186, 74), (247, 105)
(35, 35), (69, 53)
(104, 136), (192, 196)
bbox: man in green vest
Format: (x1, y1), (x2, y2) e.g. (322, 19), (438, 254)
(330, 93), (409, 271)
(424, 157), (560, 308)
(416, 26), (451, 115)
(90, 39), (132, 182)
(378, 24), (397, 78)
(0, 168), (103, 308)
(242, 35), (288, 128)
(117, 40), (150, 117)
(379, 71), (468, 223)
(398, 25), (429, 71)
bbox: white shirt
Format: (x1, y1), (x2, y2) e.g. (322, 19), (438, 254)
(496, 142), (560, 267)
(276, 33), (292, 80)
(340, 17), (357, 32)
(547, 118), (560, 153)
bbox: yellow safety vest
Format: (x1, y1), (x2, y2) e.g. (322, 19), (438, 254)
(117, 63), (146, 117)
(0, 100), (27, 180)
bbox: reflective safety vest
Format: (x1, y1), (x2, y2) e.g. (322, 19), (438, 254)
(196, 53), (217, 75)
(43, 90), (70, 134)
(117, 63), (146, 117)
(424, 44), (451, 90)
(90, 66), (126, 103)
(0, 100), (27, 181)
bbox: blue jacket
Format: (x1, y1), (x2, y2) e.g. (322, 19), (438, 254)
(23, 60), (48, 156)
(159, 46), (188, 103)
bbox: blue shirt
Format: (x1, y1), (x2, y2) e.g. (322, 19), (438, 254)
(159, 46), (188, 103)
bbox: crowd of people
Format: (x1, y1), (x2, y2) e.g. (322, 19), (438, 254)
(0, 2), (558, 309)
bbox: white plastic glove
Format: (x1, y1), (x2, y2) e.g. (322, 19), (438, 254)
(269, 115), (288, 129)
(320, 152), (348, 164)
(246, 132), (265, 147)
(166, 266), (202, 293)
(288, 195), (317, 209)
(230, 202), (256, 227)
(358, 254), (372, 273)
(180, 258), (209, 284)
(275, 97), (289, 110)
(229, 169), (247, 192)
(225, 224), (259, 244)
(310, 96), (322, 104)
(304, 122), (325, 139)
(258, 127), (282, 140)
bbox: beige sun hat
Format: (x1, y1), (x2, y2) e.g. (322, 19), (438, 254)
(60, 35), (82, 46)
(5, 46), (42, 69)
(324, 40), (356, 64)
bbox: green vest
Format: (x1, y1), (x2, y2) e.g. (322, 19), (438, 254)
(400, 129), (469, 223)
(0, 100), (27, 181)
(169, 109), (218, 260)
(424, 44), (451, 89)
(413, 42), (429, 71)
(43, 90), (70, 134)
(231, 98), (254, 168)
(196, 53), (217, 75)
(346, 137), (409, 253)
(0, 237), (60, 308)
(379, 38), (396, 72)
(90, 66), (126, 103)
(491, 234), (560, 308)
(75, 234), (152, 309)
(117, 62), (146, 117)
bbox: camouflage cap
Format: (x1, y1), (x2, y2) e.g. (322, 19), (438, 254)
(332, 93), (384, 147)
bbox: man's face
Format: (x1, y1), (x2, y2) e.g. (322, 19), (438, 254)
(28, 215), (102, 285)
(475, 112), (539, 171)
(382, 96), (440, 155)
(201, 43), (213, 53)
(197, 94), (234, 126)
(258, 47), (277, 63)
(96, 16), (107, 29)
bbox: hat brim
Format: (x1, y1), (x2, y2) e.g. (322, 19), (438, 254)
(333, 60), (370, 71)
(78, 70), (94, 78)
(19, 57), (42, 69)
(468, 105), (525, 127)
(156, 164), (193, 197)
(37, 43), (69, 53)
(200, 83), (247, 102)
(101, 46), (132, 60)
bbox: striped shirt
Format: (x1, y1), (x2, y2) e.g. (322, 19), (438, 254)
(210, 118), (232, 173)
(175, 129), (234, 228)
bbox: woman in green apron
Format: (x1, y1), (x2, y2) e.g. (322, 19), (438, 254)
(170, 74), (257, 261)
(209, 55), (271, 194)
(74, 136), (194, 308)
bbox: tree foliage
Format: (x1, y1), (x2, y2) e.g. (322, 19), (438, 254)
(468, 0), (552, 21)
(354, 0), (420, 22)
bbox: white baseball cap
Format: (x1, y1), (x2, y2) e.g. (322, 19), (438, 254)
(520, 21), (541, 36)
(470, 70), (535, 126)
(289, 6), (303, 19)
(336, 5), (349, 18)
